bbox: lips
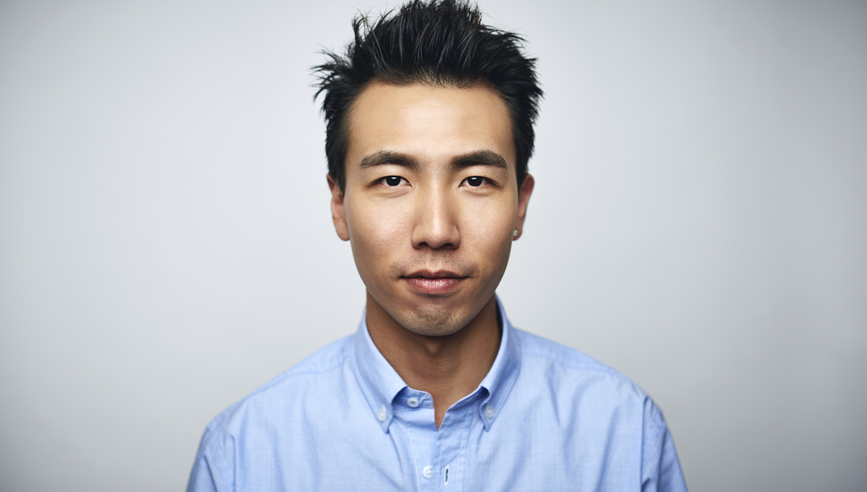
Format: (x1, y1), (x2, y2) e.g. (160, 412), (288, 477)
(402, 270), (467, 295)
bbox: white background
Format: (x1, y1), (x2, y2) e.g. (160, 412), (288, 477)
(1, 1), (865, 490)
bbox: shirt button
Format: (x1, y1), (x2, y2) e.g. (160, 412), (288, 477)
(378, 405), (387, 422)
(422, 465), (432, 479)
(485, 405), (494, 419)
(407, 397), (419, 408)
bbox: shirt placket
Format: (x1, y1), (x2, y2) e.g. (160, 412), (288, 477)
(395, 390), (439, 492)
(428, 396), (478, 492)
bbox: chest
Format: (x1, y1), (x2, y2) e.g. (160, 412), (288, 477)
(235, 397), (643, 492)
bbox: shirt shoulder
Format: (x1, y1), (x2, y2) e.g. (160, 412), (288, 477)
(515, 328), (646, 394)
(201, 334), (354, 437)
(188, 335), (359, 491)
(511, 328), (687, 491)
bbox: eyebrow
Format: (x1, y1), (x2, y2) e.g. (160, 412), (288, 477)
(359, 151), (419, 170)
(450, 150), (507, 170)
(358, 149), (507, 171)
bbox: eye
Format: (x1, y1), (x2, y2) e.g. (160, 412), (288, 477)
(463, 176), (487, 187)
(382, 176), (404, 186)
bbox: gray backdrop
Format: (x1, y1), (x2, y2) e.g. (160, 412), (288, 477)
(1, 1), (865, 491)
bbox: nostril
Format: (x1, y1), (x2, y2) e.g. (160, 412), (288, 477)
(411, 224), (461, 250)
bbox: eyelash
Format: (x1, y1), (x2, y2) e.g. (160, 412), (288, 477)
(377, 176), (408, 187)
(375, 176), (493, 188)
(462, 176), (491, 187)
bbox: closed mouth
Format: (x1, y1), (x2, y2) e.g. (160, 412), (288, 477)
(403, 269), (465, 279)
(401, 270), (467, 295)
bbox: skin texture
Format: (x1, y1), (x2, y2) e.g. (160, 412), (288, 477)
(328, 82), (534, 427)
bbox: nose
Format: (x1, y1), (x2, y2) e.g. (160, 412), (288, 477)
(410, 186), (461, 250)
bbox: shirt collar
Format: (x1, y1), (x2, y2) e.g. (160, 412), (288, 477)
(351, 295), (522, 433)
(477, 296), (522, 431)
(352, 312), (408, 434)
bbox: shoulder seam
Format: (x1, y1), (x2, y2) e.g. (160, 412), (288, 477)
(204, 430), (235, 490)
(246, 350), (350, 397)
(515, 329), (643, 393)
(244, 336), (354, 395)
(206, 339), (354, 430)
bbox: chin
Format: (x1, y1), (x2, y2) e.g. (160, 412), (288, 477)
(398, 308), (467, 337)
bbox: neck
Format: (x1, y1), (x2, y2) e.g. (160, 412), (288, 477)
(365, 292), (501, 429)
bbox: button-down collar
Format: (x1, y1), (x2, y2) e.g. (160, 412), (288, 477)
(351, 312), (407, 433)
(476, 297), (521, 430)
(351, 295), (522, 433)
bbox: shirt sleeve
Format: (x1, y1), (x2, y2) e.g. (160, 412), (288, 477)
(641, 398), (688, 492)
(186, 426), (234, 492)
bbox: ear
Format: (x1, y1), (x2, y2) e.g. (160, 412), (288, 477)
(327, 174), (350, 241)
(512, 174), (535, 240)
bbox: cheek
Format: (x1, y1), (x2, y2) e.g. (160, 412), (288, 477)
(345, 199), (411, 262)
(461, 200), (516, 258)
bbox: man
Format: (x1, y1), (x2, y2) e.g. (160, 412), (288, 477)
(188, 1), (687, 490)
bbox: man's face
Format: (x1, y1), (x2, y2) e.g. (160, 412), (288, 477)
(329, 82), (533, 336)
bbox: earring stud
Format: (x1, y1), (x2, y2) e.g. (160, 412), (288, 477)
(512, 229), (518, 238)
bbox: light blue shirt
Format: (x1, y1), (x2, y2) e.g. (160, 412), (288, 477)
(187, 298), (687, 491)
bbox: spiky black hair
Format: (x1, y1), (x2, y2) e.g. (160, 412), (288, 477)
(314, 0), (542, 192)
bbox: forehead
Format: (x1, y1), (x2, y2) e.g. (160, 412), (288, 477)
(345, 81), (515, 170)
